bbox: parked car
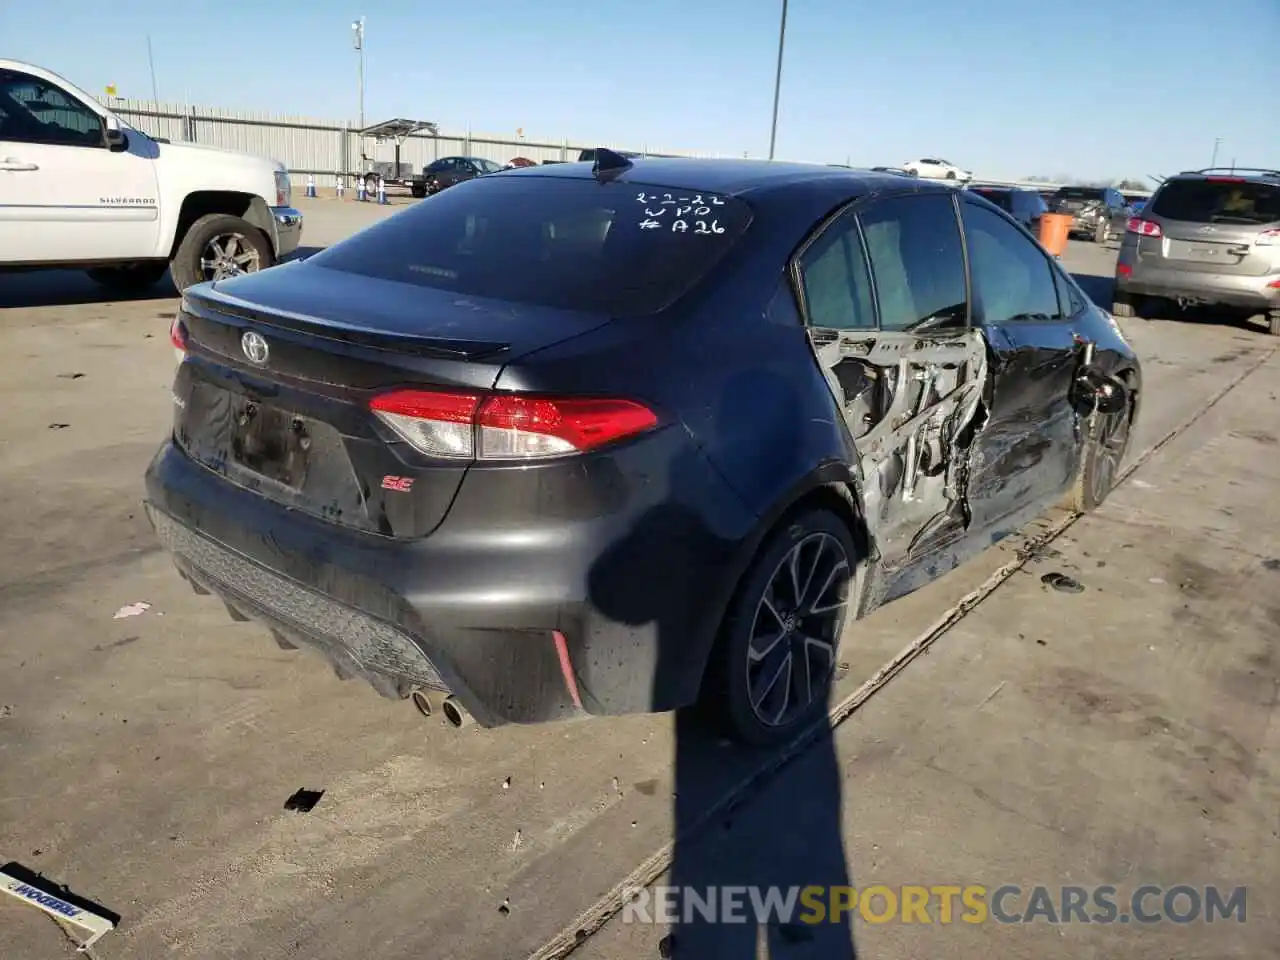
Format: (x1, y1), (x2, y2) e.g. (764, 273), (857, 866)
(413, 156), (504, 197)
(902, 157), (972, 181)
(969, 186), (1048, 232)
(1121, 192), (1149, 214)
(1114, 167), (1280, 335)
(506, 157), (537, 169)
(146, 159), (1140, 744)
(0, 59), (301, 293)
(1047, 186), (1129, 243)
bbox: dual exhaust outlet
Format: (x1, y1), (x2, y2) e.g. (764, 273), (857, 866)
(410, 688), (473, 729)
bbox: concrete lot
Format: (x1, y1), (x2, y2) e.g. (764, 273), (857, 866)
(0, 198), (1276, 959)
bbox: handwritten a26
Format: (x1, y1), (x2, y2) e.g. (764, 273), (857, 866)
(694, 220), (725, 235)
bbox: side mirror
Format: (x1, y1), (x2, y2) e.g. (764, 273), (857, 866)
(104, 117), (127, 151)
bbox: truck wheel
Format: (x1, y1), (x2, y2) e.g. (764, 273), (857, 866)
(170, 214), (274, 291)
(1094, 220), (1110, 244)
(364, 173), (380, 196)
(411, 183), (426, 199)
(85, 262), (169, 295)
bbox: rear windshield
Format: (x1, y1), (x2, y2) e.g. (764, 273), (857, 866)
(307, 176), (753, 315)
(1150, 179), (1280, 225)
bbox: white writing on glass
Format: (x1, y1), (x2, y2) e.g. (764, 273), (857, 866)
(636, 192), (727, 206)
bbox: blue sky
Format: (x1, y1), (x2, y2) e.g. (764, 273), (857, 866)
(4, 0), (1277, 182)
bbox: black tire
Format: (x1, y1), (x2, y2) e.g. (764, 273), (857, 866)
(1268, 310), (1280, 337)
(1094, 219), (1111, 244)
(364, 173), (380, 195)
(85, 261), (168, 294)
(703, 508), (857, 746)
(1069, 385), (1134, 512)
(170, 213), (274, 292)
(410, 183), (427, 199)
(945, 170), (957, 180)
(907, 168), (918, 177)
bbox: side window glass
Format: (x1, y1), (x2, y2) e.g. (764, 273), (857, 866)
(1052, 266), (1085, 319)
(797, 212), (876, 330)
(0, 71), (103, 147)
(859, 194), (967, 331)
(961, 200), (1061, 324)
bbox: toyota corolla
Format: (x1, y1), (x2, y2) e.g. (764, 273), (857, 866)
(145, 154), (1140, 744)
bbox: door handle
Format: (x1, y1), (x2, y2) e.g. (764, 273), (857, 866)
(0, 158), (39, 172)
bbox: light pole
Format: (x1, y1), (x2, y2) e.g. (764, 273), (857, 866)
(1210, 136), (1222, 168)
(767, 0), (788, 161)
(352, 17), (366, 176)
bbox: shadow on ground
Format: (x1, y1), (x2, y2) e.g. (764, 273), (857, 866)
(0, 269), (178, 310)
(586, 367), (858, 958)
(1069, 270), (1270, 336)
(0, 246), (327, 310)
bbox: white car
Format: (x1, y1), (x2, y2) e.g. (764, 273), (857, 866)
(902, 158), (972, 181)
(0, 59), (302, 295)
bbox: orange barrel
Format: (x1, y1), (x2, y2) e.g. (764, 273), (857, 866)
(1039, 213), (1072, 257)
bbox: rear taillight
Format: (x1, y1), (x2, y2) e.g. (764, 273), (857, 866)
(1255, 228), (1280, 246)
(1127, 217), (1162, 238)
(369, 389), (658, 460)
(170, 315), (188, 362)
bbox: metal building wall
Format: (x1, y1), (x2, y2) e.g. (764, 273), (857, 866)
(98, 97), (730, 187)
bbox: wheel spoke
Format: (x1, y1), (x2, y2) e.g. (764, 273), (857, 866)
(748, 629), (786, 663)
(751, 651), (792, 723)
(806, 557), (850, 615)
(795, 537), (823, 608)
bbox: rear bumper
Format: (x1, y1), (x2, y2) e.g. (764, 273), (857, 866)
(143, 434), (750, 727)
(1116, 254), (1280, 311)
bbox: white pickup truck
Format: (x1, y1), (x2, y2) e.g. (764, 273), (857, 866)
(0, 60), (302, 294)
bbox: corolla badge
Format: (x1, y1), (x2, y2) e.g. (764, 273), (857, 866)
(241, 330), (269, 365)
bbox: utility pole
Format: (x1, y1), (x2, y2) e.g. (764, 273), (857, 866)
(352, 16), (366, 176)
(1210, 136), (1222, 168)
(146, 35), (160, 103)
(767, 0), (788, 161)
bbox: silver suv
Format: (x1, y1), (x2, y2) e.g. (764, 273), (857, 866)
(1113, 168), (1280, 335)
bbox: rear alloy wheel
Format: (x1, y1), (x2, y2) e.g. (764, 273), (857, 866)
(1071, 390), (1134, 512)
(85, 261), (169, 295)
(708, 509), (855, 745)
(171, 213), (273, 291)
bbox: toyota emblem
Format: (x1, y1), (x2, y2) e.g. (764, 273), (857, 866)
(241, 330), (269, 365)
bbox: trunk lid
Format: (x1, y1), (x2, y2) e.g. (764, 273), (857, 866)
(172, 263), (611, 538)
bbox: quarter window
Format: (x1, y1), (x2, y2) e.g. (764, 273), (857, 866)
(961, 200), (1061, 325)
(859, 194), (968, 331)
(797, 212), (876, 330)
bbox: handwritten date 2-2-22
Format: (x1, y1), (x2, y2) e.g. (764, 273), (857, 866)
(636, 192), (727, 235)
